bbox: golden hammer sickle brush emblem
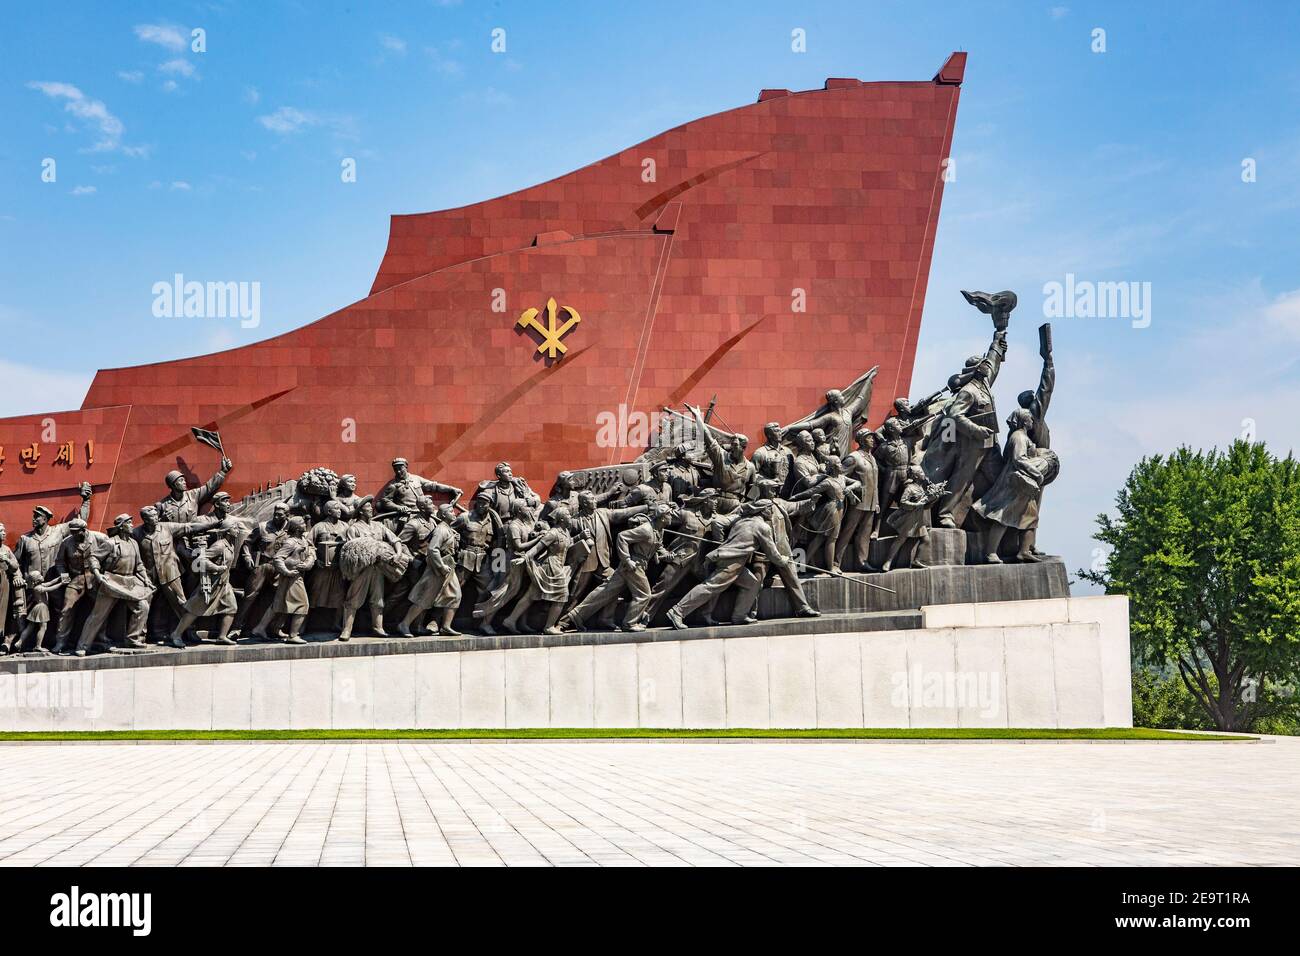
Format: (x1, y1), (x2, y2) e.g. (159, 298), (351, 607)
(517, 297), (581, 359)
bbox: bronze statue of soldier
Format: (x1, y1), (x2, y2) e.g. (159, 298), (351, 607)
(337, 496), (404, 642)
(375, 458), (463, 526)
(0, 524), (20, 653)
(232, 501), (290, 636)
(687, 403), (753, 513)
(154, 455), (232, 524)
(1014, 323), (1055, 558)
(561, 504), (676, 633)
(474, 461), (540, 517)
(920, 291), (1014, 528)
(751, 423), (790, 491)
(667, 499), (781, 629)
(502, 505), (575, 635)
(307, 499), (349, 632)
(450, 495), (501, 625)
(251, 516), (316, 644)
(836, 428), (882, 572)
(77, 514), (155, 656)
(972, 408), (1060, 563)
(397, 503), (462, 637)
(169, 521), (244, 647)
(135, 505), (219, 643)
(788, 456), (860, 575)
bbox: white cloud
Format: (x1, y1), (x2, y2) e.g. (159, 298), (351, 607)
(243, 85), (260, 105)
(161, 79), (179, 93)
(1262, 288), (1300, 336)
(379, 34), (407, 55)
(0, 359), (91, 419)
(424, 45), (463, 77)
(134, 23), (188, 52)
(117, 70), (144, 83)
(256, 106), (356, 139)
(257, 106), (315, 134)
(170, 181), (192, 191)
(1050, 5), (1070, 18)
(70, 185), (96, 195)
(159, 58), (197, 78)
(26, 81), (125, 152)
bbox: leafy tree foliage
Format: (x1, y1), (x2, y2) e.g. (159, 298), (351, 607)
(1129, 669), (1213, 731)
(1083, 441), (1300, 731)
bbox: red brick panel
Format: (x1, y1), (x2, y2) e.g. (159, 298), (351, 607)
(0, 406), (131, 531)
(1, 62), (963, 529)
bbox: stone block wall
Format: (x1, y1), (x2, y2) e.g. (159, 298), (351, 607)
(0, 595), (1130, 731)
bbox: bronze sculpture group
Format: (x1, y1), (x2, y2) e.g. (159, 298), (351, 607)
(0, 290), (1058, 657)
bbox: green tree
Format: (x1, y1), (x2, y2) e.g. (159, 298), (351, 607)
(1082, 441), (1300, 731)
(1129, 669), (1213, 731)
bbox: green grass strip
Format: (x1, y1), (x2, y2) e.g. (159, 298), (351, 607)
(0, 727), (1246, 742)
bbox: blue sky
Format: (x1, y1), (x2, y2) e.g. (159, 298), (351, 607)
(3, 0), (1299, 583)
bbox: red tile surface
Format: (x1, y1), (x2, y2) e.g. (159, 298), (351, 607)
(0, 406), (131, 530)
(0, 58), (963, 530)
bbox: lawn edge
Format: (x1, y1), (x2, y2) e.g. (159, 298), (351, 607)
(0, 727), (1250, 743)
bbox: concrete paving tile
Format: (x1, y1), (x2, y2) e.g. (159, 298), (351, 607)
(0, 738), (1295, 866)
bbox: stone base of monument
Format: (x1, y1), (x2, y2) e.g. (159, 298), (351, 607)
(0, 593), (1131, 731)
(0, 591), (1130, 733)
(759, 556), (1070, 619)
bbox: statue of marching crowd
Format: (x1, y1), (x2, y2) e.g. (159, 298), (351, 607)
(0, 291), (1058, 657)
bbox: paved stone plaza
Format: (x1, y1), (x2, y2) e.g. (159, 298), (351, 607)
(0, 739), (1294, 866)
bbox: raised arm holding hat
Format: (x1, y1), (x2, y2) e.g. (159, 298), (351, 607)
(562, 493), (652, 622)
(686, 404), (753, 513)
(918, 292), (1013, 529)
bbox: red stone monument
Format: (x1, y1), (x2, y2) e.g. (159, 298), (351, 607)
(0, 54), (966, 530)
